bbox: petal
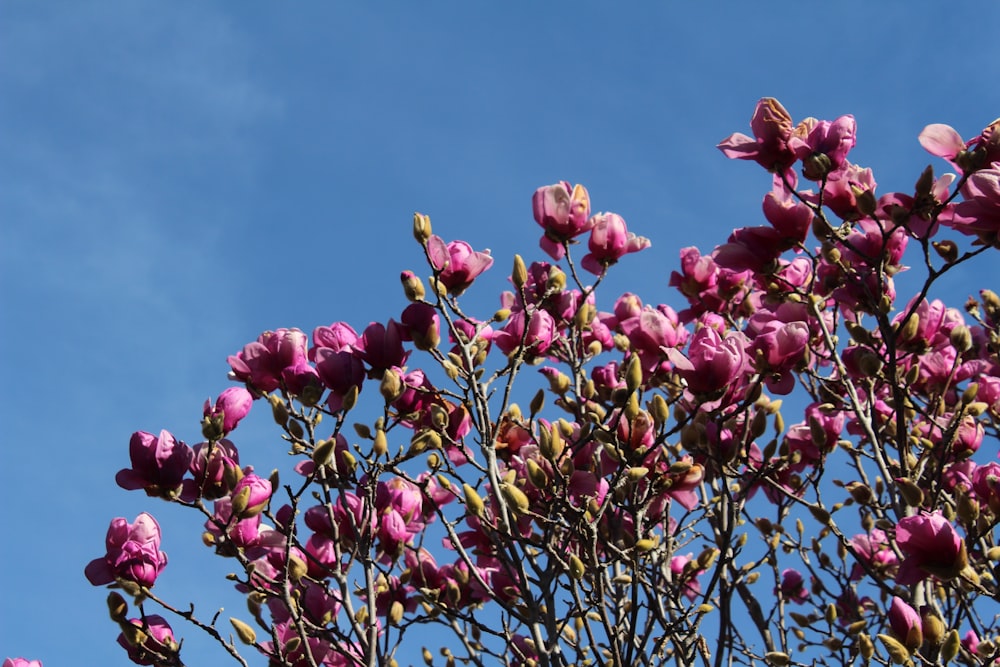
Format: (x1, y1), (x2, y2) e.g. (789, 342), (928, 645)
(919, 124), (965, 159)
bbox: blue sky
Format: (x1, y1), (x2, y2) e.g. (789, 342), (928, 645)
(2, 2), (998, 664)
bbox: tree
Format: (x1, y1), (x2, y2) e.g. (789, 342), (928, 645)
(49, 99), (1000, 666)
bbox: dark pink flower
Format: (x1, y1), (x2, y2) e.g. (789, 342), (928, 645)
(427, 235), (494, 295)
(777, 568), (810, 604)
(117, 615), (178, 666)
(189, 439), (240, 500)
(581, 213), (650, 275)
(313, 347), (365, 412)
(493, 308), (557, 359)
(895, 511), (966, 584)
(950, 162), (1000, 246)
(789, 115), (857, 180)
(533, 181), (592, 260)
(718, 98), (796, 172)
(400, 302), (440, 351)
(116, 430), (194, 501)
(85, 512), (167, 589)
(357, 320), (408, 375)
(231, 471), (272, 518)
(311, 321), (360, 353)
(762, 185), (813, 244)
(849, 528), (898, 580)
(887, 597), (922, 649)
(3, 660), (42, 667)
(667, 325), (749, 396)
(670, 553), (704, 601)
(203, 387), (253, 436)
(227, 328), (309, 393)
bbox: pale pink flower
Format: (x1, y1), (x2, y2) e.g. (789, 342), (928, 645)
(533, 181), (592, 260)
(427, 235), (494, 295)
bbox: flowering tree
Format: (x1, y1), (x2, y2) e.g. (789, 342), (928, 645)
(51, 99), (1000, 667)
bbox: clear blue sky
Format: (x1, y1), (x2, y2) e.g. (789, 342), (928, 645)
(2, 2), (998, 664)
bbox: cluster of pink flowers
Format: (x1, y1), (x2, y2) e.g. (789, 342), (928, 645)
(82, 99), (1000, 667)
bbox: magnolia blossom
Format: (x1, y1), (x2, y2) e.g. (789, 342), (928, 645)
(85, 512), (167, 589)
(887, 597), (923, 649)
(581, 213), (651, 275)
(666, 325), (749, 396)
(532, 181), (592, 260)
(777, 568), (810, 604)
(788, 115), (857, 180)
(115, 430), (194, 501)
(427, 235), (494, 295)
(3, 660), (42, 667)
(717, 97), (795, 171)
(895, 511), (966, 584)
(117, 615), (177, 666)
(227, 328), (309, 392)
(202, 386), (253, 436)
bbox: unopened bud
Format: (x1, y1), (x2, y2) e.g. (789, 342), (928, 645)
(895, 477), (924, 507)
(312, 438), (337, 467)
(951, 325), (973, 354)
(107, 592), (128, 622)
(764, 652), (790, 667)
(501, 483), (531, 515)
(380, 368), (404, 402)
(941, 629), (960, 662)
(569, 554), (585, 579)
(877, 633), (911, 664)
(373, 429), (388, 457)
(463, 484), (485, 517)
(401, 270), (426, 302)
(526, 459), (549, 488)
(932, 240), (959, 264)
(512, 254), (528, 289)
(269, 394), (289, 426)
(230, 617), (257, 645)
(625, 354), (643, 394)
(413, 213), (432, 244)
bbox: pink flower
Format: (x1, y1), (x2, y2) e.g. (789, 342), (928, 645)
(895, 511), (966, 584)
(666, 325), (749, 396)
(231, 471), (272, 518)
(777, 568), (810, 604)
(532, 181), (592, 260)
(115, 430), (195, 501)
(670, 553), (704, 601)
(202, 387), (253, 436)
(789, 115), (857, 180)
(313, 346), (365, 412)
(227, 328), (309, 393)
(493, 308), (557, 359)
(618, 304), (687, 379)
(357, 320), (409, 375)
(117, 615), (178, 666)
(887, 597), (923, 650)
(581, 213), (651, 275)
(849, 528), (898, 580)
(85, 512), (167, 589)
(427, 235), (494, 295)
(3, 660), (42, 667)
(718, 98), (796, 171)
(399, 302), (440, 351)
(949, 162), (1000, 246)
(189, 439), (240, 500)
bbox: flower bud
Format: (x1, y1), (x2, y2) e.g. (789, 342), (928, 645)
(512, 254), (528, 289)
(413, 213), (432, 244)
(401, 270), (426, 302)
(950, 325), (973, 354)
(932, 240), (959, 263)
(568, 554), (585, 579)
(501, 483), (531, 515)
(107, 592), (128, 622)
(941, 629), (960, 662)
(312, 438), (337, 467)
(463, 484), (485, 517)
(230, 617), (257, 645)
(373, 429), (388, 458)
